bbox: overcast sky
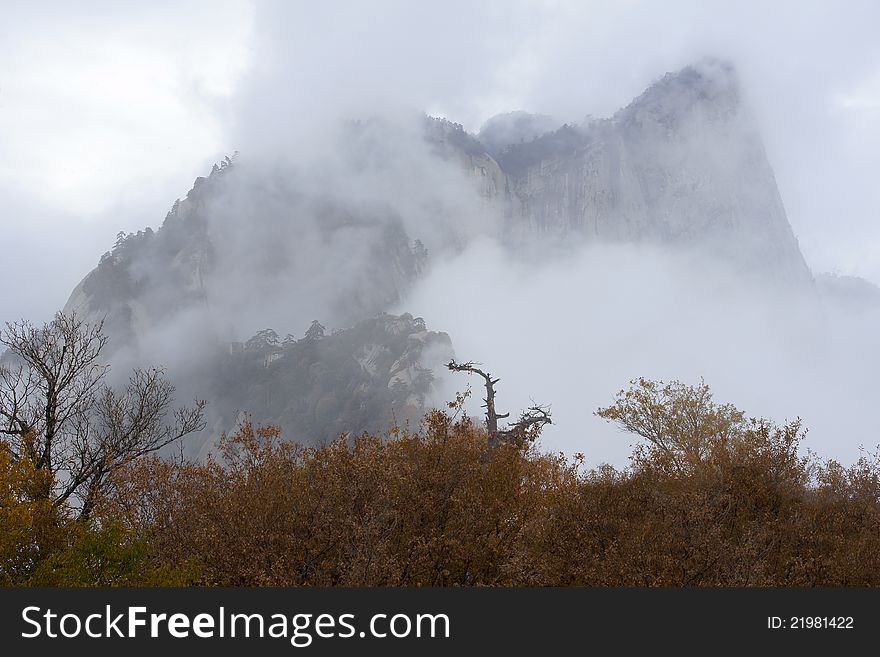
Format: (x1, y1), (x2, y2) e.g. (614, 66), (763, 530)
(2, 0), (880, 325)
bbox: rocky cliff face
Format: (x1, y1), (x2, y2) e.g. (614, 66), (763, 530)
(494, 59), (813, 285)
(63, 167), (220, 348)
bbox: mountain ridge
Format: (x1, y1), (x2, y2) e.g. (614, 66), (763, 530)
(61, 59), (824, 449)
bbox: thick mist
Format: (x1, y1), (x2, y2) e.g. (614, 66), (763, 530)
(401, 239), (880, 466)
(5, 1), (880, 470)
(225, 0), (880, 285)
(55, 56), (880, 468)
(96, 115), (501, 358)
(78, 115), (500, 455)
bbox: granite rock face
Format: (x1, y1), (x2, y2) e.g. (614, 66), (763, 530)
(494, 59), (813, 285)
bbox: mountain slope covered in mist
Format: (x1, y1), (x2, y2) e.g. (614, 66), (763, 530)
(62, 59), (826, 450)
(206, 313), (452, 448)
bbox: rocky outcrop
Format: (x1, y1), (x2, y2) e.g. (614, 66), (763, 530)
(424, 116), (511, 211)
(63, 167), (218, 347)
(493, 58), (813, 285)
(206, 313), (452, 450)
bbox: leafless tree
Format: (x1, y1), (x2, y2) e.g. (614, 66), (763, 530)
(447, 359), (551, 449)
(0, 312), (205, 518)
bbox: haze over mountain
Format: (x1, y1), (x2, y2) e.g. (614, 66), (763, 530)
(57, 59), (880, 464)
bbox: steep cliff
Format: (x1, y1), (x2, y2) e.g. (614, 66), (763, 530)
(495, 58), (813, 285)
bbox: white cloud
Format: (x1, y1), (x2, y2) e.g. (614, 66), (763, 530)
(0, 1), (253, 323)
(403, 239), (880, 466)
(0, 1), (252, 217)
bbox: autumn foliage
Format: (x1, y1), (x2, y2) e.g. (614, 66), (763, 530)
(4, 379), (880, 586)
(91, 380), (879, 586)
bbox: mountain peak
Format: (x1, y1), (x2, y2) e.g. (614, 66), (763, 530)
(618, 57), (742, 126)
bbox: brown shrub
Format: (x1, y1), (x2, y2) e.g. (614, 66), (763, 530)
(100, 382), (880, 586)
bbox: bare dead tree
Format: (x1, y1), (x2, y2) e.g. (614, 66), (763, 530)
(0, 312), (206, 518)
(496, 405), (553, 448)
(447, 359), (551, 449)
